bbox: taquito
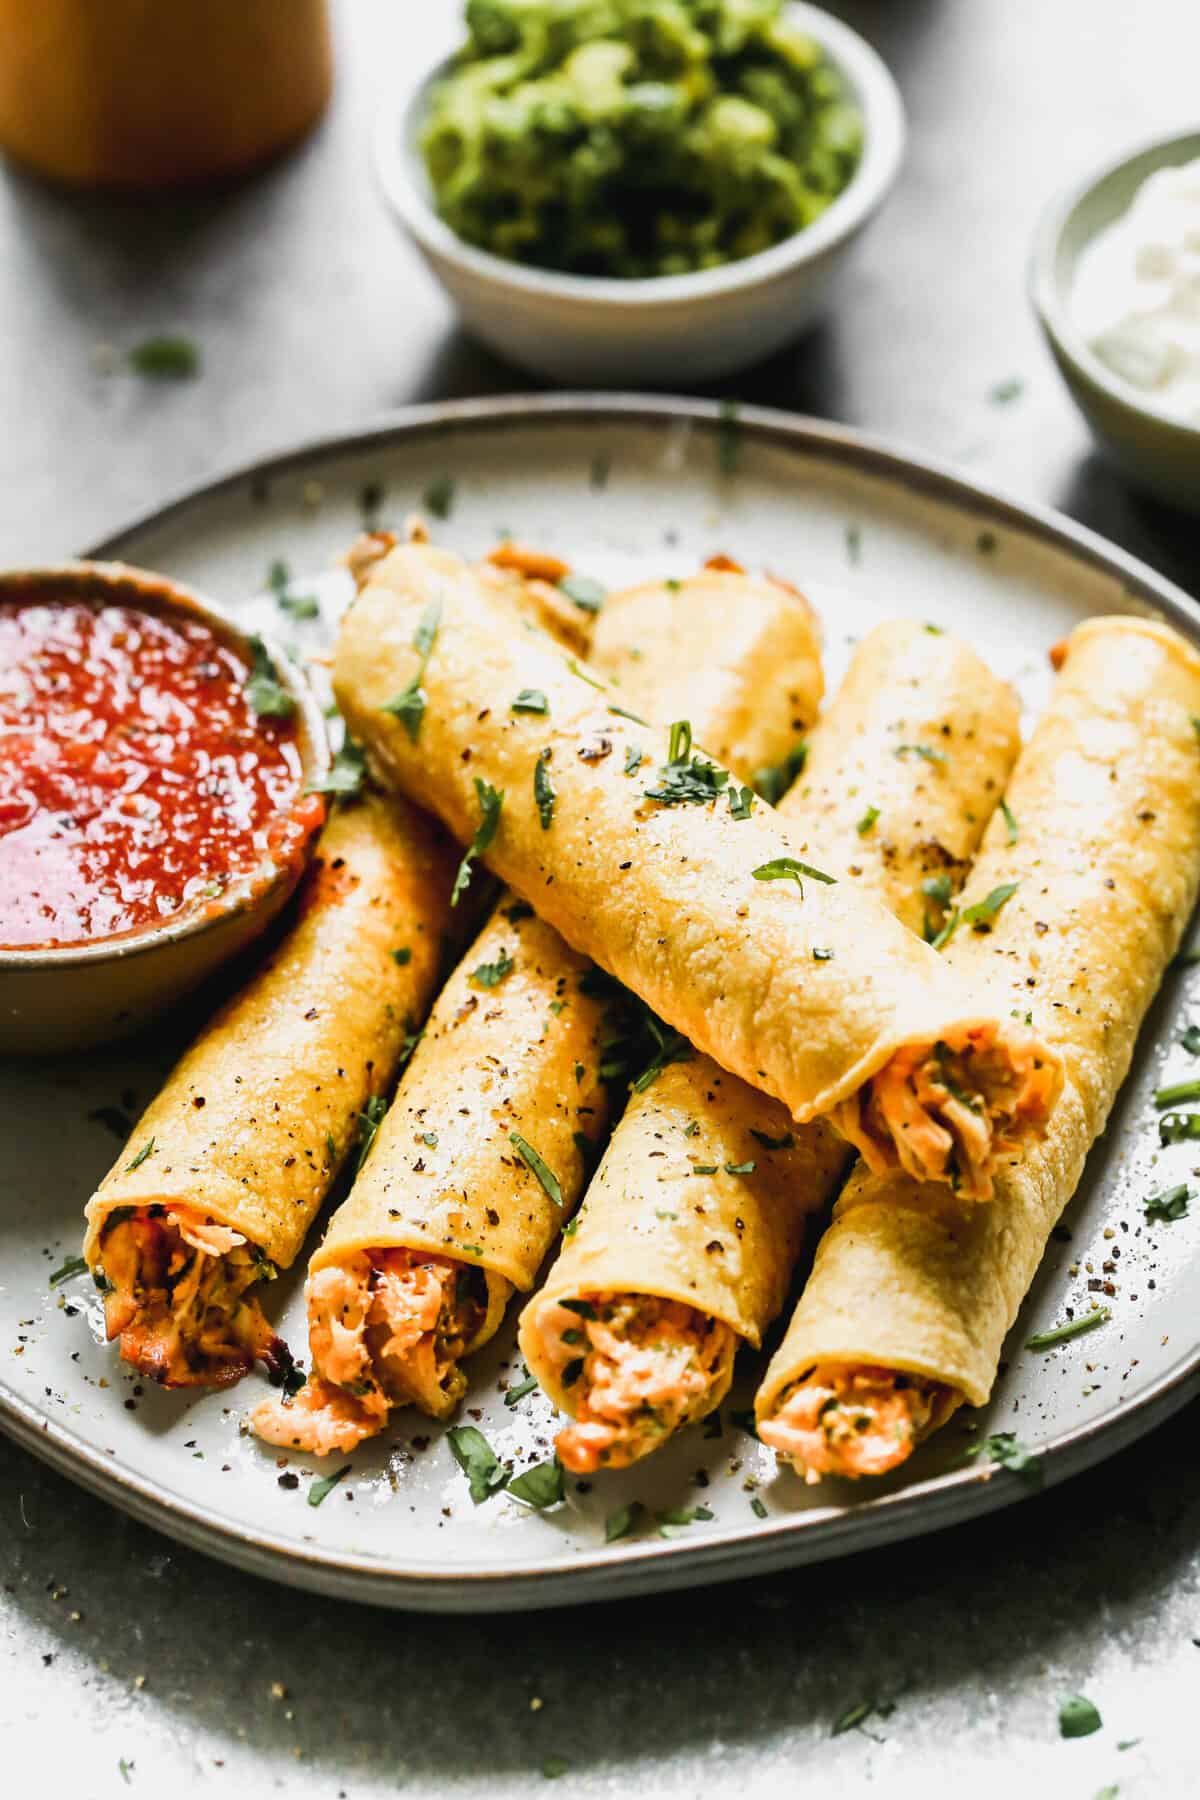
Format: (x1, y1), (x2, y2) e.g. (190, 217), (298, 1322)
(253, 565), (826, 1451)
(83, 793), (457, 1387)
(520, 621), (1021, 1471)
(757, 615), (1200, 1481)
(334, 543), (1060, 1197)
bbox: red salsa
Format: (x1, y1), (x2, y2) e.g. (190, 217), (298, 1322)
(0, 593), (325, 949)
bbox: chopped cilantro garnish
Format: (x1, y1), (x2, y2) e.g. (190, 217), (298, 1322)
(692, 1164), (719, 1176)
(245, 637), (296, 720)
(391, 947), (412, 966)
(631, 1015), (694, 1093)
(605, 1500), (645, 1543)
(1026, 1307), (1110, 1350)
(1145, 1183), (1190, 1222)
(128, 335), (200, 379)
(645, 719), (730, 807)
(49, 1255), (88, 1288)
(422, 474), (455, 519)
(608, 703), (649, 725)
(508, 1458), (565, 1509)
(559, 573), (606, 614)
(749, 1495), (768, 1519)
(505, 1372), (539, 1407)
(750, 1128), (794, 1151)
(534, 749), (556, 829)
(624, 744), (643, 776)
(125, 1137), (156, 1173)
(724, 1160), (756, 1175)
(856, 804), (880, 835)
(1000, 797), (1019, 844)
(542, 1756), (570, 1781)
(966, 1431), (1042, 1483)
(307, 1464), (351, 1508)
(447, 1425), (508, 1503)
(354, 1096), (388, 1173)
(510, 1132), (563, 1206)
(512, 689), (549, 715)
(381, 596), (443, 743)
(472, 948), (514, 989)
(1058, 1694), (1102, 1739)
(1159, 1111), (1200, 1145)
(934, 881), (1018, 950)
(1182, 1025), (1200, 1054)
(306, 741), (366, 799)
(727, 784), (755, 820)
(566, 655), (606, 691)
(751, 856), (836, 895)
(989, 376), (1024, 404)
(895, 742), (946, 764)
(451, 778), (504, 905)
(751, 741), (808, 805)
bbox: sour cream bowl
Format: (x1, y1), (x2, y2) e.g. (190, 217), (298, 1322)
(0, 562), (330, 1055)
(1030, 128), (1200, 514)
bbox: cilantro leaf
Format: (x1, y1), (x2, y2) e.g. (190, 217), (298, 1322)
(128, 335), (200, 379)
(471, 948), (514, 989)
(1145, 1183), (1190, 1223)
(534, 748), (556, 829)
(447, 1425), (508, 1504)
(605, 1500), (645, 1543)
(452, 779), (504, 906)
(751, 857), (836, 895)
(512, 690), (549, 715)
(49, 1255), (89, 1288)
(307, 1464), (352, 1507)
(507, 1458), (565, 1509)
(245, 637), (296, 720)
(1058, 1694), (1102, 1739)
(306, 741), (366, 799)
(559, 573), (606, 614)
(510, 1132), (563, 1206)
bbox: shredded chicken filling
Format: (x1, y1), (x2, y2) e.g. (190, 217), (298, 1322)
(833, 1020), (1060, 1200)
(759, 1363), (940, 1481)
(543, 1293), (736, 1474)
(96, 1205), (285, 1389)
(251, 1248), (493, 1454)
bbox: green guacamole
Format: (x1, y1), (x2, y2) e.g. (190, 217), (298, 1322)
(420, 0), (864, 279)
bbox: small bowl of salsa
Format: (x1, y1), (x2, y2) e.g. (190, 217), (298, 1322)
(0, 561), (330, 1053)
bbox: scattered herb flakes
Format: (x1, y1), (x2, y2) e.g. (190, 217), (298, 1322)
(381, 596), (443, 742)
(632, 1017), (695, 1094)
(355, 1095), (388, 1173)
(608, 703), (649, 726)
(472, 948), (514, 989)
(1058, 1694), (1103, 1739)
(422, 474), (456, 519)
(125, 1137), (156, 1173)
(692, 1164), (719, 1176)
(750, 1495), (768, 1519)
(934, 881), (1019, 951)
(508, 1458), (565, 1509)
(118, 1759), (135, 1785)
(398, 1023), (425, 1073)
(924, 622), (944, 635)
(751, 741), (808, 805)
(452, 779), (504, 906)
(922, 873), (953, 910)
(752, 856), (836, 896)
(831, 1699), (887, 1737)
(728, 784), (755, 820)
(895, 742), (946, 765)
(534, 749), (557, 830)
(276, 589), (319, 622)
(447, 1425), (508, 1504)
(645, 719), (730, 807)
(307, 740), (366, 799)
(1182, 1025), (1200, 1054)
(590, 453), (611, 490)
(542, 1756), (570, 1781)
(246, 637), (296, 720)
(307, 1464), (352, 1508)
(1000, 797), (1019, 844)
(560, 573), (606, 614)
(505, 1372), (539, 1407)
(988, 376), (1024, 404)
(1159, 1110), (1200, 1145)
(391, 947), (413, 966)
(510, 1132), (563, 1206)
(605, 1500), (645, 1542)
(856, 804), (880, 835)
(967, 1431), (1042, 1483)
(1027, 1307), (1110, 1350)
(624, 744), (644, 776)
(724, 1160), (756, 1176)
(128, 335), (200, 379)
(718, 398), (741, 474)
(512, 689), (549, 715)
(49, 1255), (88, 1288)
(1145, 1183), (1190, 1223)
(656, 1505), (707, 1538)
(751, 1128), (794, 1151)
(420, 1130), (439, 1148)
(565, 655), (606, 691)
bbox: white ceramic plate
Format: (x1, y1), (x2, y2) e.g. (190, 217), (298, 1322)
(4, 396), (1200, 1613)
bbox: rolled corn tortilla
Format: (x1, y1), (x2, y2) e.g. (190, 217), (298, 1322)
(589, 567), (821, 780)
(253, 560), (828, 1451)
(83, 792), (457, 1388)
(333, 542), (1061, 1198)
(519, 622), (1021, 1471)
(780, 618), (1021, 939)
(757, 615), (1200, 1481)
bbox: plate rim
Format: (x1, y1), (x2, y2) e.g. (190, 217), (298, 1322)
(5, 391), (1197, 1613)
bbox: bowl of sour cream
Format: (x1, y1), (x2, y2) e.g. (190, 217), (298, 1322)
(1030, 129), (1200, 513)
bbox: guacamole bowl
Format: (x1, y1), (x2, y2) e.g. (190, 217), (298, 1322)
(375, 3), (905, 385)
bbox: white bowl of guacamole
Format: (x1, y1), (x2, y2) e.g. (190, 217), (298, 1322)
(375, 1), (906, 384)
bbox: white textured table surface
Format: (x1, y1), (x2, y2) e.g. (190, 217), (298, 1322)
(3, 3), (1200, 1796)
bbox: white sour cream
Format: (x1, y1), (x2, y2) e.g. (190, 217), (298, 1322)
(1071, 156), (1200, 424)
